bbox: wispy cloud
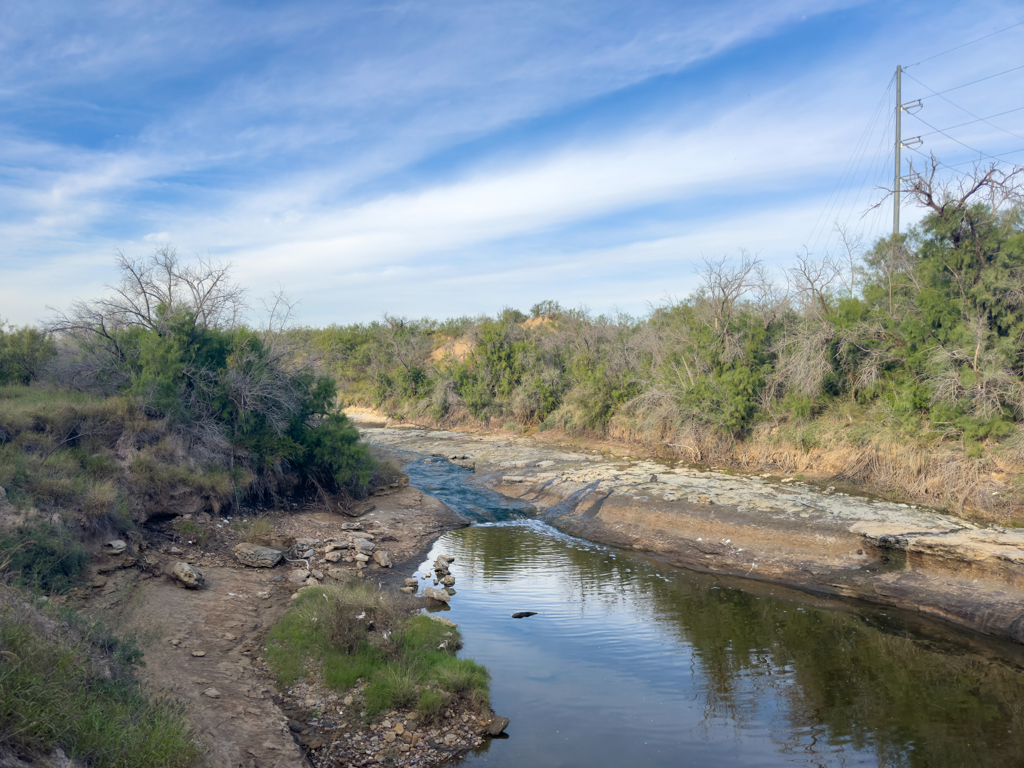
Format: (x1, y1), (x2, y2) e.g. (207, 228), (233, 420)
(1, 0), (1022, 325)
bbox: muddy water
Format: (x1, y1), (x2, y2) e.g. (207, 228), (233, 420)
(404, 456), (1024, 768)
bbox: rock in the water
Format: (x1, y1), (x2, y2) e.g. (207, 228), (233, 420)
(104, 540), (127, 555)
(484, 716), (510, 736)
(233, 543), (282, 568)
(442, 574), (456, 586)
(170, 562), (205, 589)
(404, 578), (419, 587)
(423, 587), (451, 603)
(372, 551), (392, 568)
(445, 587), (457, 596)
(512, 611), (538, 619)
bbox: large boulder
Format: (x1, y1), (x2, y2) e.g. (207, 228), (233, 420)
(423, 587), (451, 603)
(483, 716), (510, 736)
(233, 543), (283, 568)
(170, 562), (205, 589)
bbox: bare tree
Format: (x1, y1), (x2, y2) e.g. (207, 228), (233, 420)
(48, 246), (247, 365)
(789, 249), (841, 319)
(694, 251), (761, 334)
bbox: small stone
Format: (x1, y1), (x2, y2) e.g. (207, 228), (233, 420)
(384, 731), (396, 743)
(104, 540), (127, 555)
(203, 687), (221, 698)
(423, 587), (451, 603)
(256, 591), (270, 599)
(287, 569), (311, 585)
(191, 650), (206, 657)
(394, 723), (404, 735)
(325, 551), (343, 563)
(372, 551), (392, 568)
(300, 549), (315, 559)
(400, 586), (415, 594)
(354, 538), (376, 553)
(442, 574), (455, 587)
(354, 553), (370, 563)
(170, 562), (205, 589)
(428, 616), (458, 628)
(304, 577), (318, 586)
(310, 569), (324, 580)
(404, 578), (419, 587)
(445, 588), (457, 596)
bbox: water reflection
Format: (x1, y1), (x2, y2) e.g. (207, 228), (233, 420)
(423, 522), (1024, 768)
(400, 457), (1024, 768)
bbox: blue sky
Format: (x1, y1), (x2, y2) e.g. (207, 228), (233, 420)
(2, 1), (1023, 326)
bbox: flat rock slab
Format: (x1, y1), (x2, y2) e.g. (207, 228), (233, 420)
(232, 543), (283, 568)
(360, 426), (1024, 645)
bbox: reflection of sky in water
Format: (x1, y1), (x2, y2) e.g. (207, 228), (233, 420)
(408, 516), (1024, 768)
(400, 456), (1024, 767)
(415, 521), (873, 767)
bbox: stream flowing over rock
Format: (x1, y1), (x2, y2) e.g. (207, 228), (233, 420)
(360, 424), (1024, 644)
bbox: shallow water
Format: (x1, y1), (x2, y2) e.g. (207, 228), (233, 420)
(403, 456), (1024, 768)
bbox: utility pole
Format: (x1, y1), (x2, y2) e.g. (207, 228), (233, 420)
(894, 65), (901, 238)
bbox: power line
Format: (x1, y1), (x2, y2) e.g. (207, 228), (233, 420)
(915, 104), (1024, 139)
(805, 73), (895, 254)
(906, 110), (1015, 163)
(917, 63), (1024, 100)
(905, 20), (1024, 69)
(905, 145), (975, 180)
(904, 71), (1024, 143)
(916, 145), (1024, 170)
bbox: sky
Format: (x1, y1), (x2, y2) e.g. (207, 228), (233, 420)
(2, 0), (1023, 327)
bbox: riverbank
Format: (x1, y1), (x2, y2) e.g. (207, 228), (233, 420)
(67, 485), (490, 768)
(353, 418), (1024, 646)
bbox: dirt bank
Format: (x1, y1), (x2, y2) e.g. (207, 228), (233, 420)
(356, 423), (1024, 646)
(68, 486), (480, 768)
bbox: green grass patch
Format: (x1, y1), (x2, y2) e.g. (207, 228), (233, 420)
(0, 522), (89, 593)
(266, 580), (490, 720)
(0, 589), (202, 768)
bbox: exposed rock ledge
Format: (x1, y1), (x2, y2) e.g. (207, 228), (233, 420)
(360, 426), (1024, 645)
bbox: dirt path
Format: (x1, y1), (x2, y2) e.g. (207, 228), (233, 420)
(72, 486), (466, 768)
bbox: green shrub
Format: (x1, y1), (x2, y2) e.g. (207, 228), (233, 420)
(265, 582), (489, 721)
(0, 522), (89, 593)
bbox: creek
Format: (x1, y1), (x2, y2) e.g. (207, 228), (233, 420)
(402, 454), (1024, 768)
